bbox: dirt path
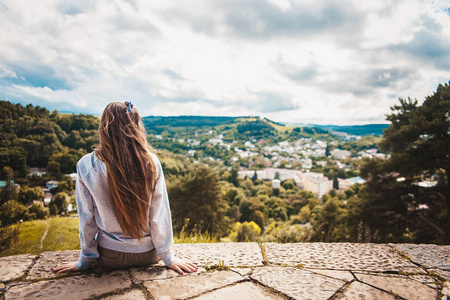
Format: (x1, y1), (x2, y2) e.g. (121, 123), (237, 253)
(40, 220), (50, 250)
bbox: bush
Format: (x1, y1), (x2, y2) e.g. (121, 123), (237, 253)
(0, 225), (20, 254)
(227, 221), (261, 242)
(0, 200), (28, 226)
(28, 202), (49, 220)
(262, 222), (312, 243)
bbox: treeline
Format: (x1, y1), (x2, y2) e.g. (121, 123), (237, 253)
(313, 124), (389, 136)
(0, 100), (99, 229)
(143, 115), (238, 129)
(0, 101), (99, 178)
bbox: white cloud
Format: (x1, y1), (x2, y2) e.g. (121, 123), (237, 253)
(0, 0), (449, 124)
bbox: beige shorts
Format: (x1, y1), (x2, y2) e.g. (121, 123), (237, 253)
(98, 246), (160, 269)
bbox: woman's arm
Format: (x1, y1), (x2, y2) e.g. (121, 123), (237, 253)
(75, 173), (100, 271)
(52, 164), (99, 273)
(149, 155), (197, 274)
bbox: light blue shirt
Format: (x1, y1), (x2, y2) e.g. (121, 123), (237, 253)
(76, 152), (175, 270)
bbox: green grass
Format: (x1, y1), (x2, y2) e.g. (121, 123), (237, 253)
(2, 220), (48, 256)
(1, 217), (80, 257)
(42, 217), (80, 251)
(174, 229), (217, 243)
(1, 217), (217, 257)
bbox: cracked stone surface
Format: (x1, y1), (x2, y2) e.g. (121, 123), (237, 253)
(408, 275), (439, 290)
(334, 281), (396, 299)
(442, 282), (450, 298)
(130, 266), (207, 283)
(230, 267), (253, 277)
(143, 270), (243, 299)
(0, 254), (36, 282)
(391, 243), (450, 269)
(27, 250), (80, 280)
(308, 269), (354, 282)
(174, 242), (263, 267)
(100, 289), (147, 299)
(355, 273), (437, 300)
(1, 242), (450, 299)
(5, 270), (131, 300)
(430, 268), (450, 281)
(251, 266), (345, 299)
(264, 242), (424, 273)
(193, 281), (282, 299)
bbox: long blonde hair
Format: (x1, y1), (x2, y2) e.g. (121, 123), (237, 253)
(95, 102), (157, 239)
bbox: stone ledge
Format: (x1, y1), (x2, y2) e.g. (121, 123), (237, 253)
(1, 242), (448, 300)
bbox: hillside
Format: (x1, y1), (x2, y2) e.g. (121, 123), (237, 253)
(286, 123), (389, 136)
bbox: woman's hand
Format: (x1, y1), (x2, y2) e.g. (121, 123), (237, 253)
(168, 259), (198, 275)
(51, 262), (80, 274)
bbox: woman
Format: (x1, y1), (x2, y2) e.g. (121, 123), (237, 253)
(52, 102), (197, 275)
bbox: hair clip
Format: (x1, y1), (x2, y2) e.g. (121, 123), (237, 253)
(125, 101), (133, 112)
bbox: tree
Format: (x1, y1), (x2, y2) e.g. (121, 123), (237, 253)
(251, 170), (258, 183)
(229, 221), (261, 242)
(18, 185), (45, 205)
(0, 167), (17, 205)
(0, 200), (28, 226)
(28, 202), (49, 220)
(0, 225), (21, 255)
(333, 177), (339, 190)
(360, 83), (450, 244)
(51, 192), (68, 214)
(169, 166), (230, 236)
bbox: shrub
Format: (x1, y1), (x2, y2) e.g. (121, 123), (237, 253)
(0, 225), (20, 254)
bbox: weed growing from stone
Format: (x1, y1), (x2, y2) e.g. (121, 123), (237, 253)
(205, 260), (229, 271)
(258, 243), (268, 265)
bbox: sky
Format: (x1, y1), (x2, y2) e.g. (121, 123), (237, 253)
(0, 0), (449, 125)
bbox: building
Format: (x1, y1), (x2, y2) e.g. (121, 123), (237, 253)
(330, 149), (352, 159)
(338, 176), (366, 190)
(238, 168), (303, 185)
(272, 179), (281, 189)
(46, 181), (59, 190)
(303, 173), (333, 199)
(28, 168), (47, 177)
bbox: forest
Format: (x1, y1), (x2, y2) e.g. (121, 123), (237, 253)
(1, 82), (449, 255)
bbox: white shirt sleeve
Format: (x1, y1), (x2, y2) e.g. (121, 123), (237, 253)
(76, 165), (100, 271)
(148, 155), (176, 266)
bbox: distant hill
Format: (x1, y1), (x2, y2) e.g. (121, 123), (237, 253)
(286, 123), (389, 136)
(142, 115), (239, 128)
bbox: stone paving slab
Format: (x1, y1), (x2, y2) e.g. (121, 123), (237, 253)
(251, 266), (346, 299)
(230, 267), (253, 277)
(1, 243), (450, 299)
(354, 273), (437, 300)
(5, 270), (131, 300)
(442, 282), (450, 299)
(430, 268), (450, 281)
(334, 281), (396, 299)
(409, 274), (440, 290)
(143, 270), (243, 299)
(264, 242), (424, 273)
(100, 289), (147, 300)
(309, 269), (354, 282)
(130, 266), (207, 284)
(0, 254), (36, 282)
(174, 242), (263, 267)
(27, 250), (80, 280)
(193, 281), (283, 299)
(391, 243), (450, 269)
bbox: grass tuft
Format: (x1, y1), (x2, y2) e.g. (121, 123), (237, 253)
(174, 226), (217, 243)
